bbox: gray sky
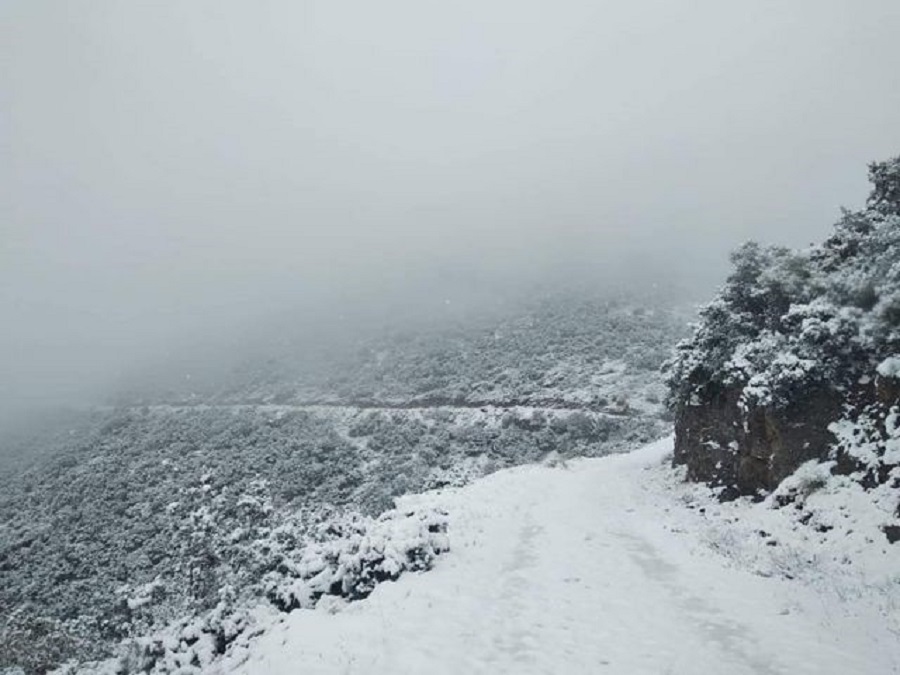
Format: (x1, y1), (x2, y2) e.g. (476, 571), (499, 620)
(2, 0), (900, 418)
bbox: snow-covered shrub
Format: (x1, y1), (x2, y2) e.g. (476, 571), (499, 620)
(51, 507), (448, 675)
(669, 155), (900, 414)
(670, 156), (900, 408)
(770, 460), (834, 507)
(264, 508), (449, 611)
(52, 598), (276, 675)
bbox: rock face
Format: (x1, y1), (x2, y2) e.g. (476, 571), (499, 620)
(667, 156), (900, 498)
(673, 384), (844, 497)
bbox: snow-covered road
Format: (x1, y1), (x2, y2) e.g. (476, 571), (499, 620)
(221, 439), (899, 675)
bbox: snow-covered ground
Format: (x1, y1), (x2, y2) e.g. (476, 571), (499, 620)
(210, 438), (900, 675)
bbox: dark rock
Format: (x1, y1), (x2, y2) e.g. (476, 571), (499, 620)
(673, 384), (842, 496)
(883, 525), (900, 544)
(876, 374), (900, 406)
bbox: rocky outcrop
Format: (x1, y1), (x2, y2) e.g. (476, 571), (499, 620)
(673, 384), (844, 498)
(667, 156), (900, 499)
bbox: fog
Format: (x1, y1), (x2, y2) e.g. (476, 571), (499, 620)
(3, 0), (900, 426)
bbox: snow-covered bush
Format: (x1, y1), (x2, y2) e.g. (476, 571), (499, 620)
(669, 156), (900, 413)
(49, 506), (448, 675)
(264, 508), (449, 611)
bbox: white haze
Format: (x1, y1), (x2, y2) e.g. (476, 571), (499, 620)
(2, 0), (900, 426)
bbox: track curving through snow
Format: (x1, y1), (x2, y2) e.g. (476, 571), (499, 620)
(216, 438), (899, 675)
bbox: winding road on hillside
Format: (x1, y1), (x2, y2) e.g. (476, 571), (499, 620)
(136, 398), (639, 416)
(216, 439), (898, 675)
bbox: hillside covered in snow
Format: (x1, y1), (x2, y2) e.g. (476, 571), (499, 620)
(0, 293), (688, 674)
(55, 439), (900, 674)
(6, 155), (900, 674)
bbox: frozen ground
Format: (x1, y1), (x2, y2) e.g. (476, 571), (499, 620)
(211, 438), (900, 675)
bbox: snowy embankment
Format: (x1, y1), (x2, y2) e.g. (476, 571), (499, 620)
(208, 438), (899, 675)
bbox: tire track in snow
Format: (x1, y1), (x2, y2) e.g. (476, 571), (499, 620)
(615, 530), (781, 675)
(492, 513), (544, 666)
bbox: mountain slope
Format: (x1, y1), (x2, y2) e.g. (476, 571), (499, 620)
(0, 294), (689, 673)
(215, 439), (899, 675)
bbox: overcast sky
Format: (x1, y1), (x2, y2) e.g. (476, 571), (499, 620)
(2, 0), (900, 418)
